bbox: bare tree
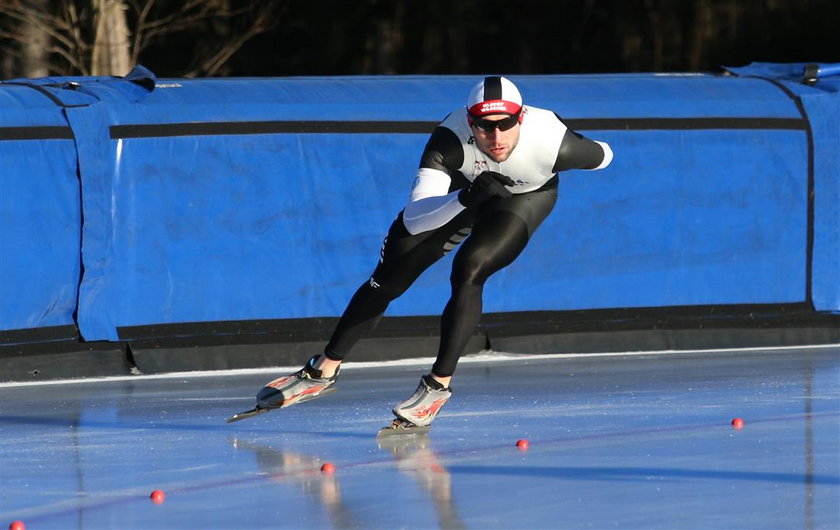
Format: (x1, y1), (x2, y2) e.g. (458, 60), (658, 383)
(0, 0), (282, 78)
(687, 0), (712, 71)
(19, 0), (51, 77)
(91, 0), (131, 75)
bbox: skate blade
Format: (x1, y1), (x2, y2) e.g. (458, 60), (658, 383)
(226, 407), (270, 423)
(376, 419), (431, 438)
(227, 386), (338, 423)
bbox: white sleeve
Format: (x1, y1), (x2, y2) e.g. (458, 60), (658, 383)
(591, 141), (613, 170)
(402, 167), (467, 235)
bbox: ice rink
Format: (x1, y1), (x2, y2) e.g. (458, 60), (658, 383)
(2, 345), (839, 529)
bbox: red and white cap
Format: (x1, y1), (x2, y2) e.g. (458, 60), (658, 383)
(467, 76), (523, 117)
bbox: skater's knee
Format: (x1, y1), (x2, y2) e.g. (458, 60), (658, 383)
(450, 257), (490, 287)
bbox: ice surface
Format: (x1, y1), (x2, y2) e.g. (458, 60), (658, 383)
(2, 346), (838, 529)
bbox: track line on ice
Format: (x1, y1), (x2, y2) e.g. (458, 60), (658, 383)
(1, 343), (837, 389)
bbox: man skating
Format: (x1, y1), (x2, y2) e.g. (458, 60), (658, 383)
(237, 76), (613, 431)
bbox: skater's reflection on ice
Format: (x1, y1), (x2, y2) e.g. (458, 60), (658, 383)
(230, 436), (465, 530)
(230, 438), (359, 528)
(377, 435), (467, 530)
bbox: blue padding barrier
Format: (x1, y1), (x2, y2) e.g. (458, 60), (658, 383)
(725, 62), (840, 313)
(0, 84), (90, 332)
(1, 64), (837, 342)
(807, 94), (840, 312)
(484, 127), (809, 312)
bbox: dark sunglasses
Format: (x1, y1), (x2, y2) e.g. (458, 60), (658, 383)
(469, 111), (521, 132)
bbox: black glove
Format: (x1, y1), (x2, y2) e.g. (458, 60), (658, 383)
(458, 171), (515, 207)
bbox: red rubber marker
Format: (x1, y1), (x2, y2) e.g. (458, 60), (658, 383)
(320, 462), (336, 474)
(150, 489), (166, 504)
(731, 418), (745, 430)
(516, 439), (530, 450)
(9, 521), (25, 530)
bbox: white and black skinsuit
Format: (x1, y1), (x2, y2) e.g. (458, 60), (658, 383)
(322, 83), (613, 377)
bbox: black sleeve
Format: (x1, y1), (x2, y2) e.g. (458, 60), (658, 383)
(551, 114), (607, 172)
(418, 126), (464, 173)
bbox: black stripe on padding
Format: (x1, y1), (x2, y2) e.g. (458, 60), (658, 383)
(0, 126), (74, 140)
(108, 117), (806, 139)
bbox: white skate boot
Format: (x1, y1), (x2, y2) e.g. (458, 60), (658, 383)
(256, 355), (340, 410)
(227, 355), (341, 422)
(378, 375), (452, 436)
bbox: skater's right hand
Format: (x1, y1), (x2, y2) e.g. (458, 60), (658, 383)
(458, 171), (515, 207)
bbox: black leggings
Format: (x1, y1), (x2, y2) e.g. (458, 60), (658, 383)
(324, 177), (558, 376)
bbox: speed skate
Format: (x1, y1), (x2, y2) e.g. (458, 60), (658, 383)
(226, 355), (340, 423)
(377, 417), (432, 437)
(377, 374), (451, 436)
(226, 405), (270, 423)
(226, 387), (337, 423)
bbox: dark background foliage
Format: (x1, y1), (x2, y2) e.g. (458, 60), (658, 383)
(176, 0), (840, 76)
(2, 0), (839, 79)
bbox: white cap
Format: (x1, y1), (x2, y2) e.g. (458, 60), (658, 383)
(466, 76), (523, 117)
